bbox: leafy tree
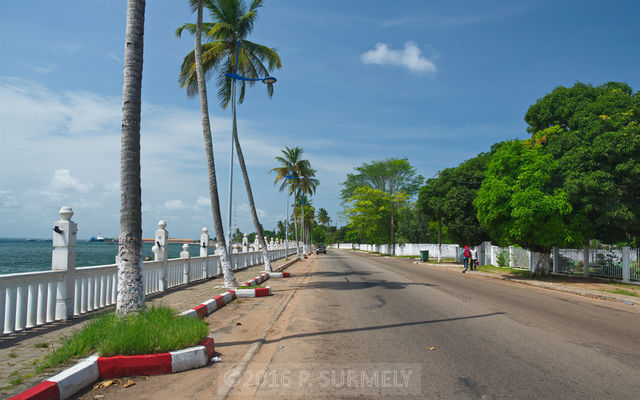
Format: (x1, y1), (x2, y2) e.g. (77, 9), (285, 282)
(475, 140), (587, 276)
(117, 0), (146, 315)
(396, 203), (432, 244)
(341, 158), (423, 253)
(178, 0), (237, 287)
(345, 186), (409, 245)
(525, 82), (640, 242)
(177, 0), (281, 273)
(418, 150), (495, 248)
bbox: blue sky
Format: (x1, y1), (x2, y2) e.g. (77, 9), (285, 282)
(1, 0), (639, 240)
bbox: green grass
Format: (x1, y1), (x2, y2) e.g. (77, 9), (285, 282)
(600, 288), (638, 297)
(476, 264), (531, 278)
(8, 351), (18, 358)
(34, 343), (49, 349)
(34, 306), (208, 374)
(238, 285), (264, 289)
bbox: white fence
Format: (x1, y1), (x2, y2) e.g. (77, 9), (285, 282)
(0, 207), (298, 336)
(332, 242), (639, 284)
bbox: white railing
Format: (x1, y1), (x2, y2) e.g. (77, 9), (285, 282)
(0, 207), (300, 336)
(0, 247), (297, 336)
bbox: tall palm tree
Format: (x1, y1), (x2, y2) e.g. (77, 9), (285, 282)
(177, 0), (281, 272)
(117, 0), (146, 315)
(272, 146), (318, 255)
(183, 0), (238, 287)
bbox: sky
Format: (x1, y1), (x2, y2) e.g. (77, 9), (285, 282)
(1, 0), (639, 240)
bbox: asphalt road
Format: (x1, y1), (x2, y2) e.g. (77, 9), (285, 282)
(242, 250), (640, 399)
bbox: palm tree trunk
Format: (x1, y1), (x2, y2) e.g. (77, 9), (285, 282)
(117, 0), (146, 316)
(194, 1), (237, 288)
(231, 92), (273, 272)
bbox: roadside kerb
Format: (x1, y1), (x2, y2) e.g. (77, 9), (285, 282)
(9, 259), (301, 399)
(409, 258), (638, 305)
(10, 337), (215, 400)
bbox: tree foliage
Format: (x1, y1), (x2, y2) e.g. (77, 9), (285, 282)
(524, 82), (640, 242)
(341, 158), (423, 248)
(418, 149), (496, 245)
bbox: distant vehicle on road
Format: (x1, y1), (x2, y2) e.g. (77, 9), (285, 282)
(316, 244), (326, 254)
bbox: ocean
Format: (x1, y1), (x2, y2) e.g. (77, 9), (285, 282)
(0, 238), (209, 275)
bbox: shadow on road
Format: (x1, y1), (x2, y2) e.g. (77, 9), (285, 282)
(216, 312), (505, 348)
(303, 279), (437, 291)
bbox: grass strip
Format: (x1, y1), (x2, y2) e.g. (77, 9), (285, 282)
(476, 264), (531, 278)
(34, 306), (208, 374)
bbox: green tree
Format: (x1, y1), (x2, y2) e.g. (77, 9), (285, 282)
(345, 186), (409, 245)
(179, 0), (237, 287)
(341, 158), (423, 253)
(177, 0), (281, 273)
(474, 140), (587, 276)
(117, 0), (146, 315)
(524, 82), (640, 242)
(418, 150), (495, 249)
(271, 146), (318, 254)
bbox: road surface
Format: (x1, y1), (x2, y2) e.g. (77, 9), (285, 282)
(231, 249), (640, 399)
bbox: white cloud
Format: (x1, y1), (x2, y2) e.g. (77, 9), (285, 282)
(163, 199), (190, 210)
(361, 41), (436, 73)
(52, 169), (94, 193)
(196, 196), (211, 207)
(50, 42), (83, 55)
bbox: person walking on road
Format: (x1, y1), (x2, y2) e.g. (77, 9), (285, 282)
(470, 247), (478, 271)
(462, 245), (471, 273)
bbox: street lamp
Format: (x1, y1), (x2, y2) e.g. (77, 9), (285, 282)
(224, 39), (277, 256)
(284, 173), (304, 258)
(298, 198), (310, 256)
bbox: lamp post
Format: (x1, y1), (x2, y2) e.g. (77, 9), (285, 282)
(284, 173), (304, 258)
(298, 198), (309, 256)
(224, 39), (277, 257)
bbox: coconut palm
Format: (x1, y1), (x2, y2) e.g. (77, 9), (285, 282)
(181, 0), (238, 287)
(117, 0), (146, 315)
(272, 146), (318, 255)
(177, 0), (281, 272)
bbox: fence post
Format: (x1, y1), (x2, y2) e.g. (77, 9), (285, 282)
(181, 244), (191, 285)
(552, 247), (559, 274)
(583, 246), (590, 277)
(622, 246), (630, 283)
(52, 206), (77, 321)
(200, 227), (210, 277)
(154, 220), (169, 291)
(242, 233), (248, 253)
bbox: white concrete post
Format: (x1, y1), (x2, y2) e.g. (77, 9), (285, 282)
(155, 220), (169, 291)
(242, 233), (248, 253)
(200, 228), (209, 257)
(181, 243), (191, 285)
(622, 246), (630, 283)
(583, 246), (590, 277)
(552, 247), (559, 274)
(509, 246), (514, 268)
(52, 206), (77, 320)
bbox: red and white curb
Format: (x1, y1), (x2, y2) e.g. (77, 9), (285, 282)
(10, 337), (215, 400)
(268, 272), (290, 279)
(242, 273), (270, 287)
(178, 289), (236, 319)
(235, 287), (272, 297)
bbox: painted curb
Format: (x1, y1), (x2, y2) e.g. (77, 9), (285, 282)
(235, 287), (272, 298)
(242, 273), (270, 287)
(267, 272), (290, 278)
(10, 337), (215, 400)
(178, 289), (237, 319)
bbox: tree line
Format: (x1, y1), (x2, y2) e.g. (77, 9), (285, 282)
(339, 82), (640, 275)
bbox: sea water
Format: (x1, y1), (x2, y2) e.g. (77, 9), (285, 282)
(0, 238), (208, 275)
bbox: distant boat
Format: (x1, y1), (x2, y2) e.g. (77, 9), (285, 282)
(89, 235), (106, 242)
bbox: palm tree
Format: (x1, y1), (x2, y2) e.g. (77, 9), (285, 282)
(182, 0), (238, 287)
(117, 0), (146, 315)
(177, 0), (281, 272)
(272, 146), (318, 255)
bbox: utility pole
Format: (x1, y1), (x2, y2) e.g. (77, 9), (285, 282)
(437, 170), (442, 263)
